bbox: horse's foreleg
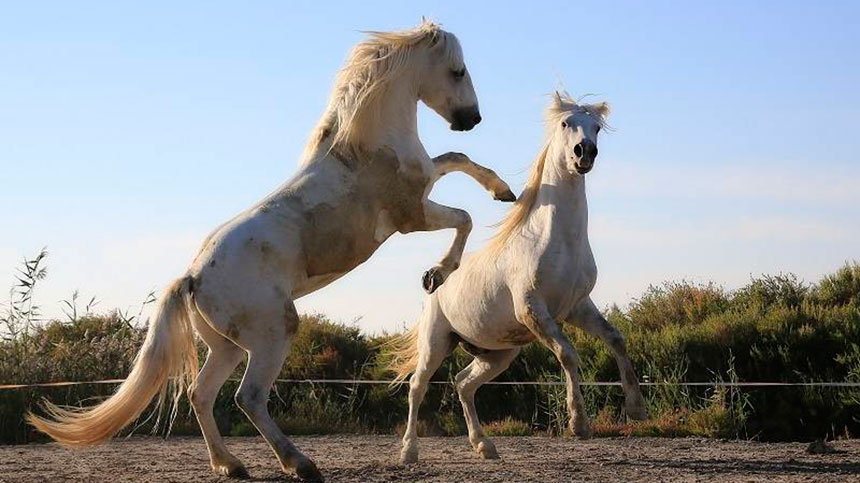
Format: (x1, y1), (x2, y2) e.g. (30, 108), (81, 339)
(455, 348), (520, 459)
(516, 294), (591, 438)
(432, 152), (516, 202)
(412, 200), (472, 293)
(567, 298), (647, 420)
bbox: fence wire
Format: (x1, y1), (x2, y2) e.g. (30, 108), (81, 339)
(3, 378), (860, 390)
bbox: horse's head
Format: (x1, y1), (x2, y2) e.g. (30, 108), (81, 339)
(416, 29), (481, 132)
(550, 92), (610, 176)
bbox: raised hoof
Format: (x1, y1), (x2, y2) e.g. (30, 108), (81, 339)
(213, 462), (249, 478)
(476, 440), (499, 460)
(422, 268), (445, 294)
(295, 459), (324, 482)
(493, 189), (517, 202)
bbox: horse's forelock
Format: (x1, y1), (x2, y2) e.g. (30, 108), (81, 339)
(548, 90), (610, 128)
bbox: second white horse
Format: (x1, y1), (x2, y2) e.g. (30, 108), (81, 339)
(389, 91), (648, 464)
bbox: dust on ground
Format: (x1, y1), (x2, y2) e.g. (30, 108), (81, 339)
(2, 435), (859, 482)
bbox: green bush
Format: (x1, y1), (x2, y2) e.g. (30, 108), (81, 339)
(483, 417), (533, 436)
(3, 252), (860, 444)
(815, 262), (860, 308)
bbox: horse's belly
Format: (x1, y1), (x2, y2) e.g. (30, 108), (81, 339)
(297, 194), (387, 276)
(302, 228), (383, 278)
(455, 316), (536, 351)
(445, 292), (535, 350)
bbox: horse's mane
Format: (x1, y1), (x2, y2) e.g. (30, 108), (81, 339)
(487, 92), (610, 253)
(301, 20), (457, 164)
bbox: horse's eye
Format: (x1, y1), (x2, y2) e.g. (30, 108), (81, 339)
(561, 121), (568, 128)
(595, 125), (601, 133)
(452, 68), (466, 79)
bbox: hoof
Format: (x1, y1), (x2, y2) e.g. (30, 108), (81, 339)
(295, 458), (324, 482)
(422, 268), (445, 294)
(493, 189), (517, 202)
(213, 462), (249, 478)
(571, 422), (593, 440)
(400, 448), (419, 465)
(476, 440), (499, 459)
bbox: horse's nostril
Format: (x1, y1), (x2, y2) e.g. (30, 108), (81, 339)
(593, 146), (598, 158)
(472, 113), (482, 125)
(573, 144), (583, 158)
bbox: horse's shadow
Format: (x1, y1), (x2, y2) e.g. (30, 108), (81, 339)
(236, 464), (438, 482)
(623, 456), (860, 476)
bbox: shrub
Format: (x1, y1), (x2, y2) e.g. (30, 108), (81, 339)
(814, 262), (860, 308)
(626, 281), (729, 330)
(733, 273), (809, 310)
(483, 418), (533, 436)
(4, 252), (860, 444)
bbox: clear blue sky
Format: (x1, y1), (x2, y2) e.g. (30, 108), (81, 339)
(2, 2), (858, 333)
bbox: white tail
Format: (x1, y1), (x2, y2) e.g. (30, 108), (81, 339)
(385, 324), (420, 386)
(27, 277), (199, 446)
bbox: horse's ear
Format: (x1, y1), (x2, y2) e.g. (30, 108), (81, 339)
(419, 16), (441, 48)
(591, 101), (611, 118)
(428, 31), (442, 49)
(553, 91), (564, 108)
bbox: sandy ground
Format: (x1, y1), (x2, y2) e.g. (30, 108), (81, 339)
(2, 435), (859, 482)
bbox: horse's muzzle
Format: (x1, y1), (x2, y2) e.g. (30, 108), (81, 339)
(573, 140), (598, 174)
(451, 106), (482, 131)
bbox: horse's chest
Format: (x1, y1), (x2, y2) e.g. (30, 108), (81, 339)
(537, 243), (597, 318)
(359, 156), (431, 233)
(299, 150), (431, 278)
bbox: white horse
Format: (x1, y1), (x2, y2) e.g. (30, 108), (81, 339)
(388, 92), (648, 464)
(27, 21), (515, 482)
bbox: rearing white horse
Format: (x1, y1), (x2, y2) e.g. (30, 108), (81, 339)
(27, 21), (514, 482)
(389, 92), (648, 464)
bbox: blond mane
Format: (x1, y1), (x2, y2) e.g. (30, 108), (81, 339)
(301, 20), (456, 164)
(487, 92), (610, 253)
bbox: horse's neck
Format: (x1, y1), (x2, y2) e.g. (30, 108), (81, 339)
(330, 80), (421, 156)
(531, 145), (589, 243)
(376, 82), (421, 151)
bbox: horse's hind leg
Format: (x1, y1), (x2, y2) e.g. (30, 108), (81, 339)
(231, 300), (323, 482)
(189, 315), (247, 477)
(401, 309), (455, 464)
(455, 348), (519, 459)
(568, 298), (647, 420)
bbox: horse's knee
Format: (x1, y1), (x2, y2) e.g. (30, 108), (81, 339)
(456, 381), (477, 402)
(235, 386), (266, 416)
(559, 347), (581, 370)
(607, 329), (626, 351)
(190, 386), (208, 410)
(408, 379), (426, 396)
(458, 210), (473, 232)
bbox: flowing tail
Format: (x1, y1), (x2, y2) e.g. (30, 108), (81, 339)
(385, 324), (420, 386)
(26, 277), (199, 446)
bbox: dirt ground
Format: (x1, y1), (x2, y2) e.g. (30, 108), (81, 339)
(2, 435), (859, 482)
